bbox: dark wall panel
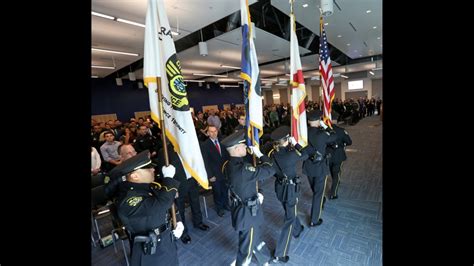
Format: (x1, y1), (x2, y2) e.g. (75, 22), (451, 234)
(92, 77), (244, 121)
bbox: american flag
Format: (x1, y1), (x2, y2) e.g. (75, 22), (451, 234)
(319, 16), (335, 127)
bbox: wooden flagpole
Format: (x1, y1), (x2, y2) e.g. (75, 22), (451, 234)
(155, 77), (177, 229)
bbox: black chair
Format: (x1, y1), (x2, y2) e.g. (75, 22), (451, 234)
(112, 226), (131, 266)
(198, 185), (213, 218)
(91, 185), (111, 244)
(91, 173), (105, 188)
(91, 184), (131, 266)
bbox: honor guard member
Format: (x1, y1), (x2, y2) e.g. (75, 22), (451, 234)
(326, 124), (352, 199)
(267, 126), (309, 263)
(113, 150), (185, 266)
(302, 110), (337, 227)
(221, 130), (275, 266)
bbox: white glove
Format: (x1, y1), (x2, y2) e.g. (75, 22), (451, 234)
(319, 120), (328, 129)
(172, 221), (184, 239)
(288, 136), (297, 146)
(249, 146), (263, 158)
(162, 165), (176, 178)
(257, 193), (264, 204)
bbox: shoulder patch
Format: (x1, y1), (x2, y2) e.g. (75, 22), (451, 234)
(127, 196), (143, 207)
(103, 175), (110, 184)
(245, 165), (256, 172)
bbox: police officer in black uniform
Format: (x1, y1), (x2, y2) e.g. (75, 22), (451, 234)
(326, 124), (352, 199)
(113, 150), (184, 266)
(221, 130), (275, 266)
(267, 126), (308, 263)
(302, 110), (337, 227)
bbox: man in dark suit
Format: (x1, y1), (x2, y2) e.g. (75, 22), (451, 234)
(155, 141), (209, 245)
(201, 125), (230, 217)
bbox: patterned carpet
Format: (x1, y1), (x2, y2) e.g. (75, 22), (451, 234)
(91, 115), (382, 266)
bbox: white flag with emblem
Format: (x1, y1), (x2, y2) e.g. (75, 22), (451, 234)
(143, 0), (208, 189)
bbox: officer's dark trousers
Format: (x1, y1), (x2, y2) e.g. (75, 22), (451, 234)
(307, 174), (328, 223)
(329, 161), (343, 197)
(176, 178), (203, 235)
(237, 226), (271, 266)
(212, 178), (229, 212)
(130, 231), (178, 266)
(274, 201), (303, 258)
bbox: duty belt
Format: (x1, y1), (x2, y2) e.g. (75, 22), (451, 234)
(133, 223), (171, 255)
(276, 176), (300, 185)
(133, 223), (170, 242)
(276, 177), (294, 185)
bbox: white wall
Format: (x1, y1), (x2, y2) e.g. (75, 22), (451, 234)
(272, 87), (281, 104)
(371, 79), (383, 99)
(341, 78), (372, 100)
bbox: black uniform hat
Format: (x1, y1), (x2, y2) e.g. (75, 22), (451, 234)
(270, 125), (290, 141)
(108, 150), (154, 178)
(307, 109), (323, 121)
(221, 129), (246, 148)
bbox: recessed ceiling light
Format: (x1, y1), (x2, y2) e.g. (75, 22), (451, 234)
(377, 37), (381, 40)
(220, 64), (241, 70)
(303, 3), (308, 8)
(337, 35), (342, 38)
(346, 43), (350, 46)
(324, 22), (329, 26)
(91, 11), (114, 20)
(366, 10), (372, 13)
(117, 18), (145, 28)
(92, 65), (115, 69)
(92, 48), (139, 57)
(373, 26), (377, 29)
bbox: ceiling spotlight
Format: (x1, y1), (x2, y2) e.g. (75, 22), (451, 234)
(128, 72), (136, 81)
(303, 3), (309, 8)
(366, 10), (372, 13)
(199, 42), (208, 56)
(320, 0), (333, 17)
